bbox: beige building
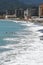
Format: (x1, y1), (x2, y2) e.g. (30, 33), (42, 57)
(39, 4), (43, 17)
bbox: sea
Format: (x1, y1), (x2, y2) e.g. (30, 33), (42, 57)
(0, 20), (43, 65)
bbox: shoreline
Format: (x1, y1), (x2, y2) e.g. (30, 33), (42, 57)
(0, 18), (43, 25)
(0, 18), (30, 23)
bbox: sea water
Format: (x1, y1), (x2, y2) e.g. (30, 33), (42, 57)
(0, 20), (43, 65)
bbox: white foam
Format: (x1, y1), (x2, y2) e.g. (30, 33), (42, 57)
(0, 21), (43, 65)
(3, 38), (19, 41)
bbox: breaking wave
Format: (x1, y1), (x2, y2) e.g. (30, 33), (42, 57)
(0, 20), (43, 65)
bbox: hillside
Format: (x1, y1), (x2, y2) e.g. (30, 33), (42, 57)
(20, 0), (43, 5)
(0, 0), (26, 10)
(0, 0), (42, 11)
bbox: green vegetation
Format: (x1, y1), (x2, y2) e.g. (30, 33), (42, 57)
(0, 0), (38, 11)
(0, 0), (26, 10)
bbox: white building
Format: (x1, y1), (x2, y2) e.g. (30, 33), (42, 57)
(24, 9), (31, 19)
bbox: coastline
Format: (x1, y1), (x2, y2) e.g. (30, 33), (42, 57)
(0, 18), (30, 23)
(0, 18), (43, 26)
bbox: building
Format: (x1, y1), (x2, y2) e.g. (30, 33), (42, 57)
(6, 10), (15, 15)
(39, 4), (43, 17)
(31, 8), (38, 16)
(5, 10), (16, 19)
(15, 8), (24, 18)
(0, 10), (6, 19)
(24, 9), (31, 19)
(0, 11), (6, 15)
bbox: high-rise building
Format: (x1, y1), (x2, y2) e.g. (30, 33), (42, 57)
(39, 4), (43, 17)
(15, 9), (24, 18)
